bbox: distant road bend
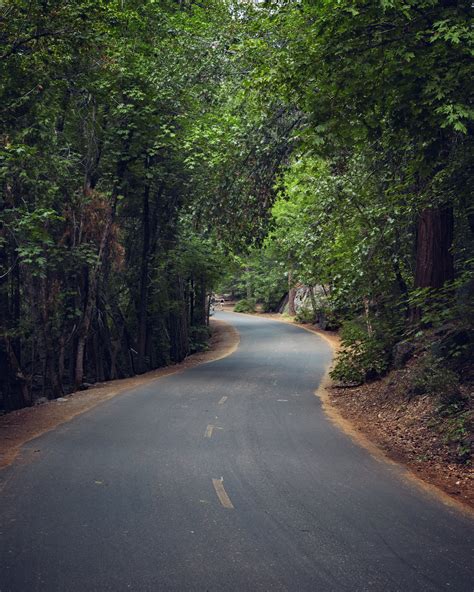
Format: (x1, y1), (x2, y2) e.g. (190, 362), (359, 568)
(0, 312), (473, 591)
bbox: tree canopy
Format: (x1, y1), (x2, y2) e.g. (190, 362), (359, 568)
(1, 0), (472, 410)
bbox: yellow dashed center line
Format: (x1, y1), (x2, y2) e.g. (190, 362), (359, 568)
(204, 424), (214, 438)
(218, 396), (228, 405)
(212, 478), (234, 509)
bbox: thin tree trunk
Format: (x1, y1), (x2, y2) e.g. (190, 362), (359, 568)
(363, 297), (373, 337)
(58, 335), (65, 384)
(168, 275), (189, 363)
(75, 209), (113, 388)
(4, 337), (31, 406)
(288, 268), (296, 316)
(245, 266), (252, 300)
(98, 301), (117, 380)
(190, 279), (195, 325)
(39, 277), (63, 399)
(109, 301), (136, 376)
(309, 286), (318, 323)
(194, 275), (207, 326)
(137, 183), (151, 374)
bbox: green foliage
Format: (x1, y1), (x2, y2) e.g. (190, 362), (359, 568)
(0, 0), (238, 408)
(1, 0), (472, 411)
(217, 247), (287, 312)
(442, 411), (472, 464)
(234, 298), (257, 313)
(424, 370), (472, 464)
(331, 318), (395, 384)
(223, 0), (473, 387)
(189, 326), (211, 355)
(408, 268), (474, 330)
(295, 306), (315, 324)
(410, 356), (461, 402)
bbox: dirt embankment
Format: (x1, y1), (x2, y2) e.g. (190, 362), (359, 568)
(0, 319), (239, 470)
(326, 370), (473, 511)
(236, 308), (473, 513)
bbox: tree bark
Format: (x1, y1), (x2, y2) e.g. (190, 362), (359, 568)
(168, 275), (189, 363)
(4, 336), (31, 407)
(194, 275), (207, 326)
(245, 266), (252, 300)
(288, 268), (296, 316)
(308, 286), (318, 323)
(74, 208), (112, 388)
(39, 277), (63, 399)
(137, 183), (151, 374)
(414, 205), (454, 289)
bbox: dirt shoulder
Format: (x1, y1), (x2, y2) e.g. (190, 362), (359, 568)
(0, 319), (239, 470)
(326, 372), (473, 512)
(234, 308), (473, 514)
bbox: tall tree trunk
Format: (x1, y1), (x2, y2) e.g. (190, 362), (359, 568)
(0, 240), (31, 409)
(137, 183), (151, 374)
(189, 279), (195, 325)
(74, 103), (110, 388)
(194, 275), (207, 326)
(168, 275), (189, 363)
(363, 297), (373, 337)
(109, 301), (136, 377)
(75, 208), (112, 388)
(308, 286), (318, 323)
(414, 205), (454, 289)
(245, 266), (252, 300)
(39, 277), (63, 399)
(4, 337), (31, 407)
(0, 339), (12, 411)
(288, 268), (296, 316)
(98, 300), (117, 380)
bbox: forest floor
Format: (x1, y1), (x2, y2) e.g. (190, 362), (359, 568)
(0, 319), (239, 471)
(227, 305), (473, 512)
(326, 369), (473, 510)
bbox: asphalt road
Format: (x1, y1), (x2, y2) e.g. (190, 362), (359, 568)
(0, 312), (473, 592)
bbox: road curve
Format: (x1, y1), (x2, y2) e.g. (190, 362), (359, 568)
(0, 312), (473, 591)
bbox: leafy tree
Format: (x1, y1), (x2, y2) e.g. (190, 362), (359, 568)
(0, 0), (238, 409)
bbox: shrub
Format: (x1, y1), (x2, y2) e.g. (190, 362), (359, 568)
(315, 306), (341, 330)
(189, 325), (211, 354)
(409, 355), (471, 465)
(330, 319), (392, 384)
(410, 355), (461, 403)
(234, 298), (256, 313)
(443, 412), (472, 464)
(295, 305), (315, 324)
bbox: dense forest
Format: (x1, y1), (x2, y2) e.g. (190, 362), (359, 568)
(1, 0), (472, 417)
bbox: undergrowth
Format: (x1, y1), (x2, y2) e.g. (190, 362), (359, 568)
(234, 298), (257, 313)
(330, 318), (397, 383)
